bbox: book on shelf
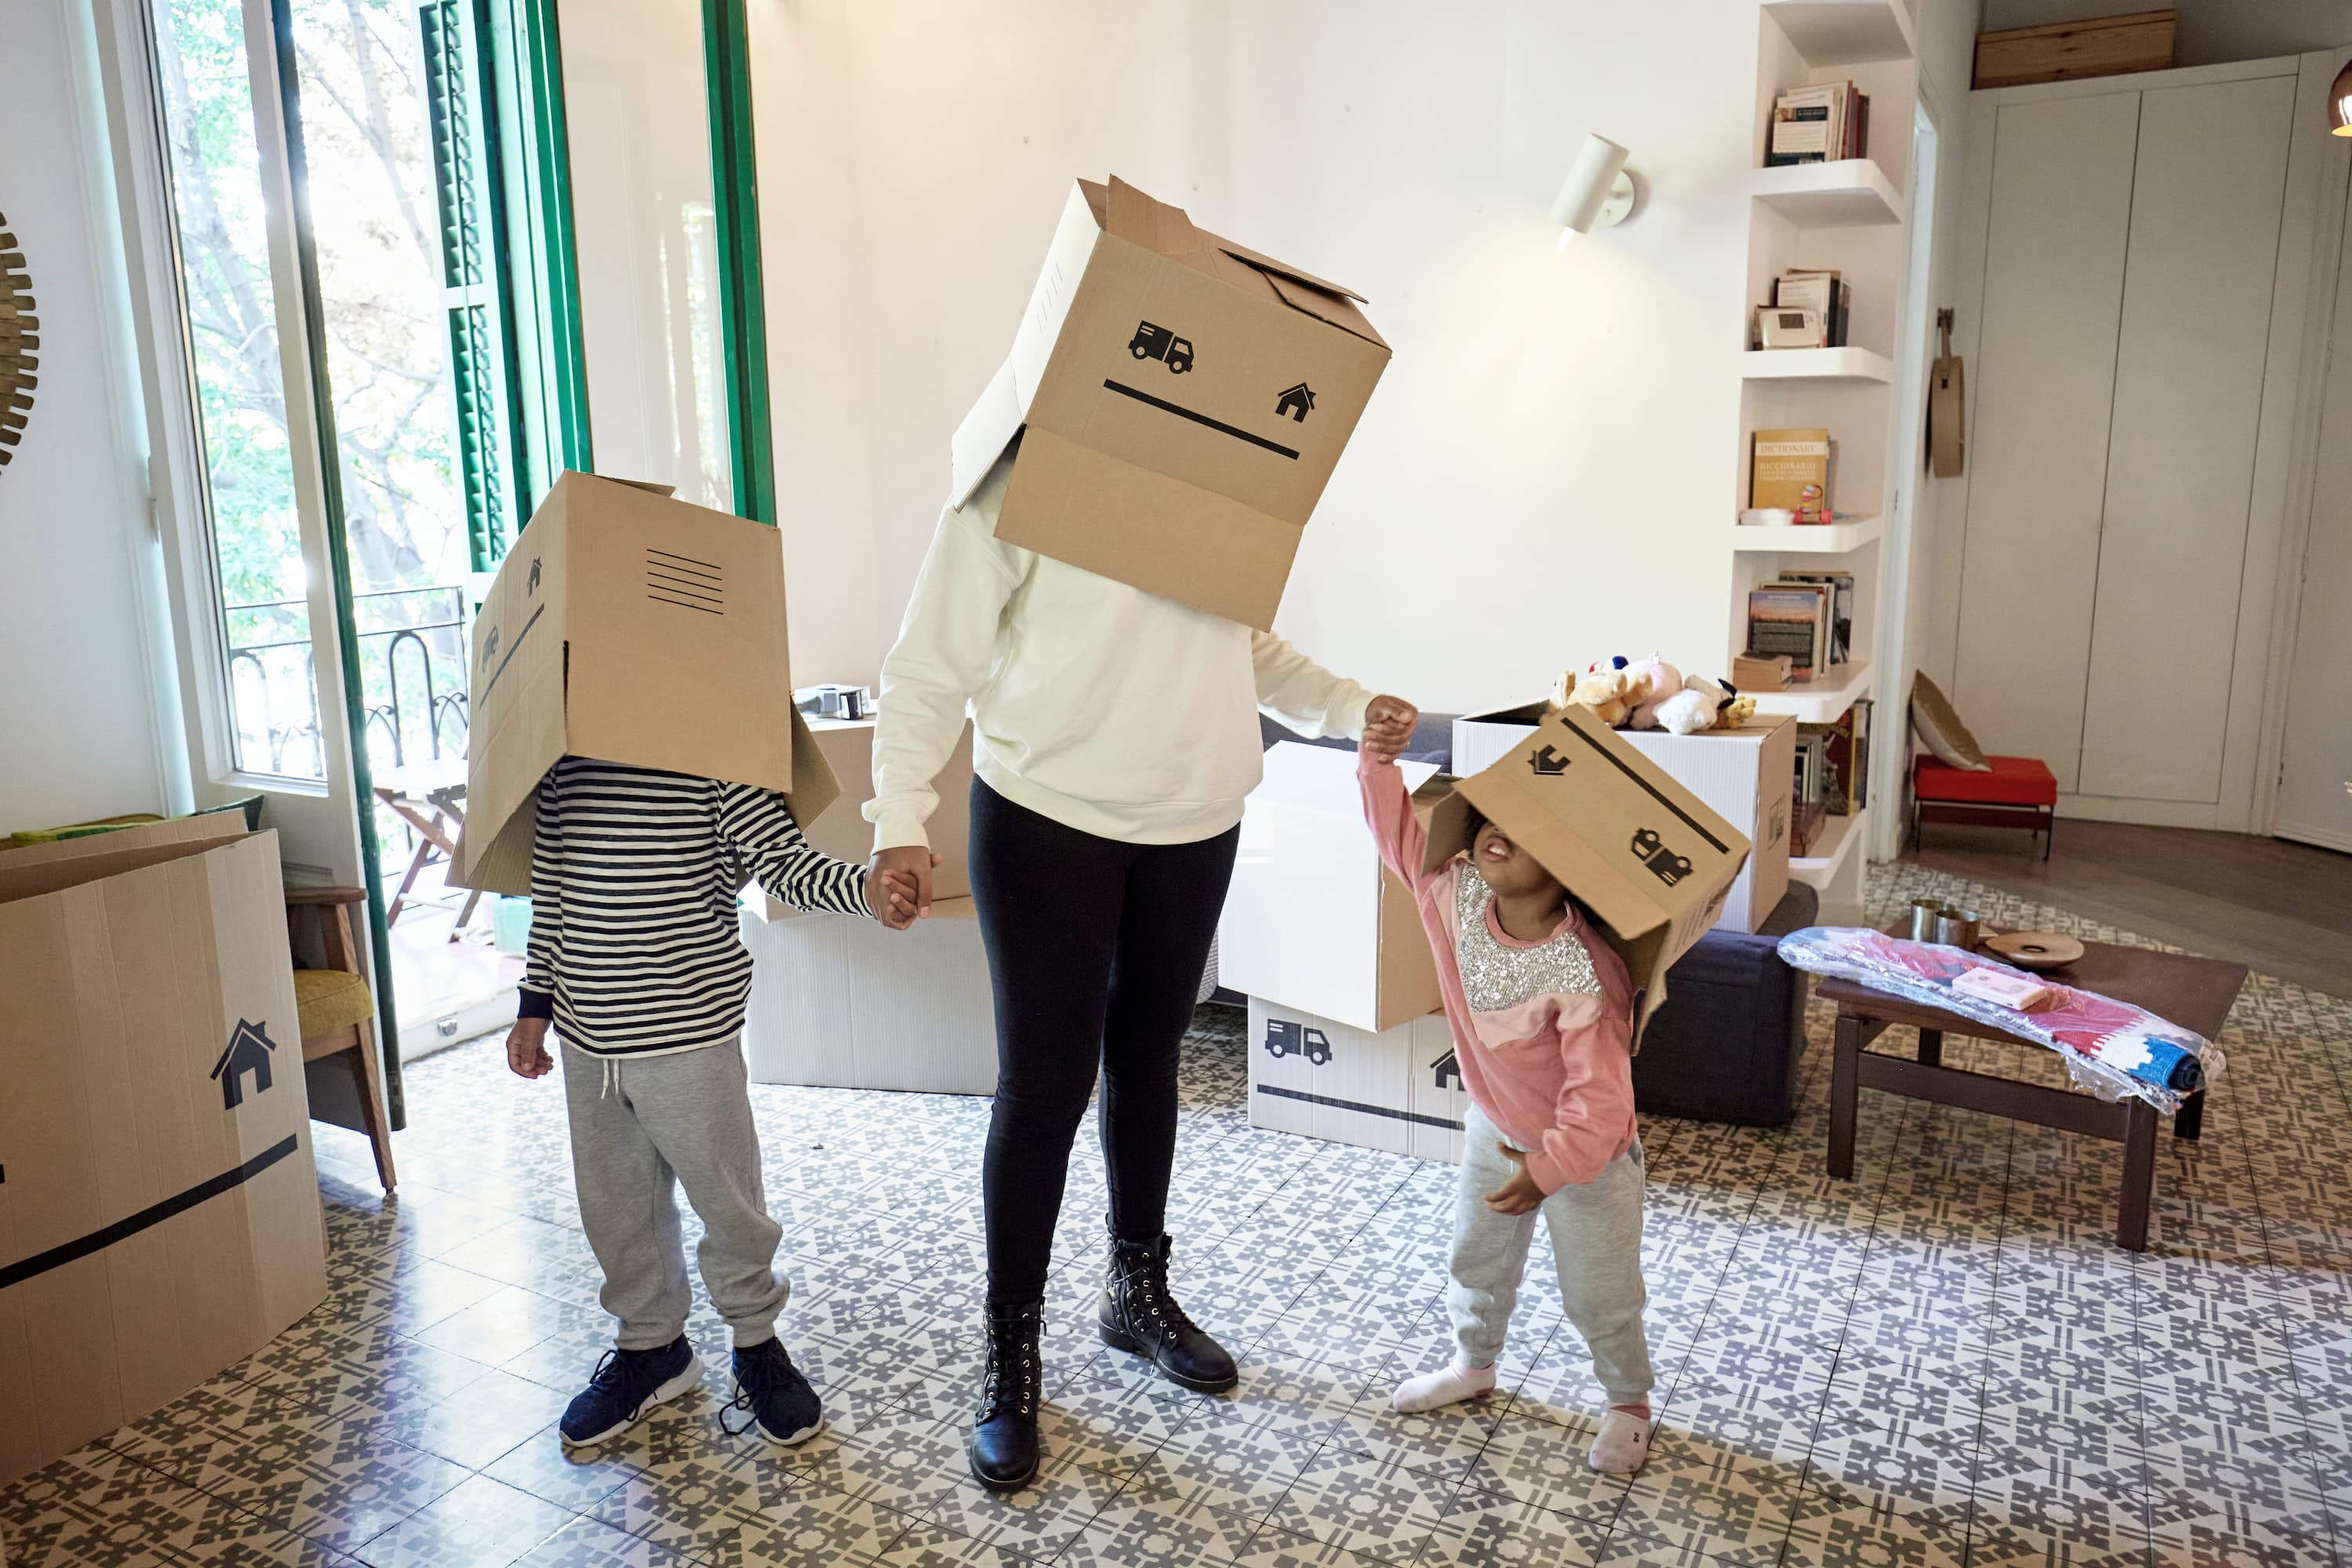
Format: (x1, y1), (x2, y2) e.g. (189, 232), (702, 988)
(1773, 270), (1849, 348)
(1791, 799), (1833, 858)
(1798, 697), (1871, 816)
(1751, 428), (1831, 518)
(1733, 653), (1792, 691)
(1748, 584), (1831, 682)
(1776, 569), (1853, 666)
(1765, 82), (1868, 166)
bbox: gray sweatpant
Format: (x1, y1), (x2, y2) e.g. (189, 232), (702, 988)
(561, 1043), (787, 1351)
(1448, 1102), (1654, 1404)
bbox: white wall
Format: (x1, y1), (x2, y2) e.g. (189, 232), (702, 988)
(0, 0), (176, 831)
(1980, 0), (2350, 67)
(751, 0), (1791, 713)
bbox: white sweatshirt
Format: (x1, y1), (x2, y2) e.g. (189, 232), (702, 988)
(866, 455), (1374, 850)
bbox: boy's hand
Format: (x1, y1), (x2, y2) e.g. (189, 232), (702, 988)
(507, 1018), (554, 1080)
(869, 850), (942, 927)
(1361, 694), (1418, 765)
(1482, 1145), (1545, 1214)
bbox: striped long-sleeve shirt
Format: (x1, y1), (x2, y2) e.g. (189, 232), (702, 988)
(517, 757), (869, 1057)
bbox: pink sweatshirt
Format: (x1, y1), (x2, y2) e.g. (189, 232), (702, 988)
(1360, 753), (1639, 1193)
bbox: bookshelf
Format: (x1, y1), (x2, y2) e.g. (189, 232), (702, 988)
(1733, 516), (1883, 553)
(1738, 0), (1917, 923)
(1747, 159), (1904, 226)
(1740, 346), (1895, 383)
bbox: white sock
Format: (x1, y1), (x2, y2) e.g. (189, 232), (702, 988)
(1588, 1406), (1652, 1475)
(1390, 1356), (1496, 1413)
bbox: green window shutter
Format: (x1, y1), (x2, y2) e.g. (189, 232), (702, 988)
(419, 0), (518, 570)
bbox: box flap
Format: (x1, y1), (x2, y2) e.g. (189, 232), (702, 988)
(1237, 260), (1388, 349)
(605, 476), (678, 498)
(949, 359), (1025, 510)
(1104, 174), (1214, 266)
(1207, 234), (1369, 304)
(0, 815), (248, 871)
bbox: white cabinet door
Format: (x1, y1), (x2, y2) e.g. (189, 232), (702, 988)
(2077, 76), (2296, 803)
(2275, 180), (2352, 851)
(1951, 94), (2140, 791)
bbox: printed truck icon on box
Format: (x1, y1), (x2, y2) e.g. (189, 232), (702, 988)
(1629, 827), (1693, 886)
(1263, 1018), (1334, 1066)
(1127, 320), (1194, 372)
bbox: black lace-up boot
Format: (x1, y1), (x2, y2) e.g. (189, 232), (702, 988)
(969, 1300), (1044, 1490)
(1098, 1224), (1239, 1393)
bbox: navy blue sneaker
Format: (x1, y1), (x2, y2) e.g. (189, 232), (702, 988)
(722, 1338), (826, 1446)
(559, 1336), (701, 1449)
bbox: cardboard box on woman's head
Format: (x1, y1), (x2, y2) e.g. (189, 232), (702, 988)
(1425, 706), (1754, 1044)
(952, 176), (1392, 631)
(453, 472), (839, 896)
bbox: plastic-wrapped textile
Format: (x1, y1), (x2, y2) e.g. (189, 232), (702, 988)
(1774, 927), (2223, 1114)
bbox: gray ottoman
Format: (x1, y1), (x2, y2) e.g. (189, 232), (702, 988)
(1631, 884), (1818, 1127)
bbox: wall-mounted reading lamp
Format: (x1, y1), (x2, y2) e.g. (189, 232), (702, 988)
(1550, 134), (1635, 249)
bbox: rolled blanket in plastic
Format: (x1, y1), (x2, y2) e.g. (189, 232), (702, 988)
(1774, 927), (2223, 1114)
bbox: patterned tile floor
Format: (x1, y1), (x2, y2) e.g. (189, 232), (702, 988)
(7, 862), (2351, 1566)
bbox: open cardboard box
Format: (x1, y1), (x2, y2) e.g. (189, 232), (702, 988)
(454, 471), (838, 897)
(748, 715), (975, 922)
(953, 176), (1391, 630)
(1432, 706), (1753, 1041)
(1454, 702), (1791, 934)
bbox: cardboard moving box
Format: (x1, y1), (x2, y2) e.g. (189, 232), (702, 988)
(752, 715), (975, 921)
(1217, 742), (1443, 1034)
(1432, 706), (1752, 1040)
(953, 176), (1391, 631)
(0, 828), (328, 1486)
(1247, 998), (1465, 1163)
(740, 898), (996, 1096)
(1454, 702), (1793, 934)
(455, 471), (839, 896)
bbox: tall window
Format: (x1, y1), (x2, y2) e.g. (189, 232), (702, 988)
(147, 0), (522, 781)
(151, 0), (322, 778)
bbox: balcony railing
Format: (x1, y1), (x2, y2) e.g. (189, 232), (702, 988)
(224, 585), (471, 780)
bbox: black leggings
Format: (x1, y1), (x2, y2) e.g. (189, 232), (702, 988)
(967, 780), (1239, 1305)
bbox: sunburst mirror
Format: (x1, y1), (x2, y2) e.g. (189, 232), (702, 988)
(0, 213), (36, 469)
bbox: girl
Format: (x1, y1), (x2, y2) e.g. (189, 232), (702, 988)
(1357, 725), (1655, 1476)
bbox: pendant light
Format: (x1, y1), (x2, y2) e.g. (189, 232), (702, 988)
(2332, 59), (2352, 136)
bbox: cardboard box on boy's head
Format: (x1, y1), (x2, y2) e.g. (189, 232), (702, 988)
(1425, 706), (1754, 1044)
(452, 471), (840, 898)
(952, 176), (1391, 632)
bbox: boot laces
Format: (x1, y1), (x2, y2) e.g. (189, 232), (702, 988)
(1118, 1245), (1201, 1339)
(978, 1308), (1042, 1422)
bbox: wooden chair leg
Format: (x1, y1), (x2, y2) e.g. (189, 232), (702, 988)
(350, 1021), (398, 1192)
(387, 836), (434, 925)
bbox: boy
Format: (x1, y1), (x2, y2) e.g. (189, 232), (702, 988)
(506, 757), (923, 1448)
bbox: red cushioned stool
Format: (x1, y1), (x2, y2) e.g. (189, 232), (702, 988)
(1911, 755), (2057, 859)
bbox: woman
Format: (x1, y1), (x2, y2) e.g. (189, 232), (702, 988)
(868, 448), (1416, 1490)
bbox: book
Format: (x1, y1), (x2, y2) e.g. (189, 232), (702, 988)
(1748, 585), (1831, 681)
(1766, 85), (1838, 165)
(1733, 654), (1792, 691)
(1777, 569), (1853, 665)
(1751, 428), (1831, 517)
(1800, 695), (1871, 815)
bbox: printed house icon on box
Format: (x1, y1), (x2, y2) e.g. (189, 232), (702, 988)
(211, 1019), (279, 1110)
(1276, 383), (1315, 423)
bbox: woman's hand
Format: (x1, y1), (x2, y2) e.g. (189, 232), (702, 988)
(1482, 1144), (1545, 1214)
(871, 847), (941, 918)
(866, 861), (929, 929)
(1361, 694), (1418, 765)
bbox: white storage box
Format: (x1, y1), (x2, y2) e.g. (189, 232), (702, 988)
(1247, 996), (1465, 1163)
(1217, 742), (1443, 1033)
(1453, 702), (1793, 933)
(739, 902), (996, 1095)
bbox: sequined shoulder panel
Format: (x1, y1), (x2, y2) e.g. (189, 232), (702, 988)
(1454, 869), (1601, 1014)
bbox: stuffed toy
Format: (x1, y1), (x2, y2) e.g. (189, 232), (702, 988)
(1554, 664), (1639, 727)
(1655, 674), (1757, 735)
(1623, 655), (1684, 730)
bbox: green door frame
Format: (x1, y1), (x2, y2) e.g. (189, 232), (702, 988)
(702, 0), (775, 526)
(263, 0), (405, 1122)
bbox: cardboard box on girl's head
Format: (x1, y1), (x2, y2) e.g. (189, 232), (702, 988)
(452, 471), (840, 896)
(951, 175), (1391, 632)
(1425, 706), (1752, 1043)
